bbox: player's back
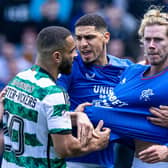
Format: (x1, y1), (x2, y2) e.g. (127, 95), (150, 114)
(2, 65), (67, 168)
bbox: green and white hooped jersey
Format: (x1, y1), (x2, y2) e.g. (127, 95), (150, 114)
(2, 65), (72, 168)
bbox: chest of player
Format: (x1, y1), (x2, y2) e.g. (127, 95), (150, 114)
(113, 68), (168, 108)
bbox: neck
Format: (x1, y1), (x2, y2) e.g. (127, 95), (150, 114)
(95, 49), (108, 66)
(145, 64), (168, 76)
(36, 62), (58, 80)
(95, 55), (108, 66)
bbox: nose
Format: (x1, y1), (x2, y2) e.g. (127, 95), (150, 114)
(149, 39), (156, 48)
(80, 37), (88, 47)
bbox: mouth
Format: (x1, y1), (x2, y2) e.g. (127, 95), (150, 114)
(147, 53), (159, 57)
(147, 53), (160, 62)
(80, 50), (92, 57)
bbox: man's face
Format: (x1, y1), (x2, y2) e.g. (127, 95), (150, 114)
(59, 35), (77, 74)
(143, 25), (168, 66)
(75, 26), (109, 64)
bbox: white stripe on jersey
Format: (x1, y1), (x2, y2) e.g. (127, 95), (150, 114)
(17, 69), (56, 88)
(43, 92), (66, 106)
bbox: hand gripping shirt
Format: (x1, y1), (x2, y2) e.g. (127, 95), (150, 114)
(2, 65), (72, 168)
(57, 55), (133, 167)
(85, 64), (168, 144)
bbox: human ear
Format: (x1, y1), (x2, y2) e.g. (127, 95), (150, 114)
(52, 51), (62, 64)
(104, 32), (110, 43)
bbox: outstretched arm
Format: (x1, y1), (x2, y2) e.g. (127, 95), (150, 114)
(51, 120), (110, 158)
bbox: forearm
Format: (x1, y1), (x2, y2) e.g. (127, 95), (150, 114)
(58, 129), (109, 158)
(53, 135), (98, 158)
(52, 123), (109, 158)
(64, 139), (97, 158)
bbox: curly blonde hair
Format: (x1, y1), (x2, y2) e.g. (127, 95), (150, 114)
(138, 6), (168, 39)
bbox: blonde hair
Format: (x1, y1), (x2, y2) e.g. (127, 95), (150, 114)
(138, 6), (168, 39)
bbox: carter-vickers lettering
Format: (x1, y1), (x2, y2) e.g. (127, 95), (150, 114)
(6, 87), (37, 108)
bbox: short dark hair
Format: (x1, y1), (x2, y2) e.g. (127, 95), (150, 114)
(75, 14), (107, 31)
(36, 26), (71, 57)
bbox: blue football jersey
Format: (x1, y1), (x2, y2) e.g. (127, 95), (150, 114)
(85, 64), (168, 144)
(57, 55), (133, 167)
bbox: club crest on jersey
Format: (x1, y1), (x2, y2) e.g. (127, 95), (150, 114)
(85, 73), (95, 80)
(120, 78), (126, 84)
(140, 89), (154, 101)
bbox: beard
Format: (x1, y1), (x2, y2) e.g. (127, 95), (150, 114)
(83, 58), (97, 65)
(59, 57), (72, 75)
(150, 54), (168, 66)
(82, 42), (105, 65)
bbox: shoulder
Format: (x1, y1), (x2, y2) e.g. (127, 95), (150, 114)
(107, 54), (134, 68)
(125, 64), (149, 73)
(42, 85), (68, 106)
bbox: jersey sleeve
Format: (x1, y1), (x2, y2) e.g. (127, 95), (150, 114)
(43, 87), (72, 134)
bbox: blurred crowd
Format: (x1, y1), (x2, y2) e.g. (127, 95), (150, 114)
(0, 0), (168, 90)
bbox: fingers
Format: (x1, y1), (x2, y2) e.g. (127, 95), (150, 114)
(102, 127), (111, 134)
(78, 124), (85, 144)
(91, 121), (110, 151)
(139, 147), (155, 156)
(139, 148), (157, 163)
(139, 145), (168, 163)
(148, 106), (168, 127)
(92, 120), (104, 138)
(159, 105), (168, 111)
(95, 120), (104, 132)
(0, 87), (7, 103)
(77, 121), (93, 141)
(150, 106), (168, 118)
(159, 105), (168, 118)
(147, 117), (163, 125)
(75, 102), (92, 112)
(99, 127), (111, 149)
(149, 107), (163, 118)
(76, 112), (94, 146)
(140, 157), (160, 163)
(139, 152), (160, 163)
(87, 125), (93, 142)
(94, 120), (111, 136)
